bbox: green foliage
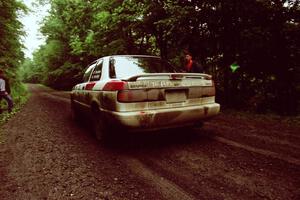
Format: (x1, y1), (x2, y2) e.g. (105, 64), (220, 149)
(21, 0), (299, 115)
(0, 0), (27, 68)
(45, 61), (82, 90)
(0, 0), (29, 123)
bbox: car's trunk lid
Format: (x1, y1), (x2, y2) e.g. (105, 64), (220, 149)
(109, 73), (216, 112)
(123, 73), (213, 89)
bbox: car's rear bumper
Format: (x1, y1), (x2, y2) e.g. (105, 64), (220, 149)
(101, 103), (220, 131)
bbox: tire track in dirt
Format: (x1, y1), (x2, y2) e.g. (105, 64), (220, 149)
(207, 121), (300, 146)
(210, 116), (300, 139)
(244, 134), (300, 150)
(205, 122), (300, 159)
(124, 157), (196, 200)
(173, 149), (299, 199)
(130, 140), (300, 200)
(136, 156), (245, 200)
(213, 136), (300, 166)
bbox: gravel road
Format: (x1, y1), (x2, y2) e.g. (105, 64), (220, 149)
(0, 84), (299, 200)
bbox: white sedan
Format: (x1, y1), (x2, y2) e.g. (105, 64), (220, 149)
(70, 55), (220, 141)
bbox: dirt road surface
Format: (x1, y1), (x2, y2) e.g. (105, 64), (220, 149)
(0, 84), (299, 200)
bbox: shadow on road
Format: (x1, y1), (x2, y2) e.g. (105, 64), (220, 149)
(111, 128), (215, 150)
(75, 116), (215, 150)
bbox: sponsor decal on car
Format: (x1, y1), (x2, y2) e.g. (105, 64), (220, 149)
(128, 80), (212, 89)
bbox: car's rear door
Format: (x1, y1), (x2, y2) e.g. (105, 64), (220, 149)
(81, 59), (103, 109)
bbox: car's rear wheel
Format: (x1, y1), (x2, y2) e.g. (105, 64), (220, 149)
(71, 100), (80, 121)
(91, 108), (109, 142)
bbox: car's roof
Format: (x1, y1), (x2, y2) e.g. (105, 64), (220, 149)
(87, 55), (162, 68)
(97, 54), (160, 60)
(102, 55), (161, 59)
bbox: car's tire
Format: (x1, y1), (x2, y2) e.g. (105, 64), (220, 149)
(71, 101), (80, 121)
(91, 109), (109, 142)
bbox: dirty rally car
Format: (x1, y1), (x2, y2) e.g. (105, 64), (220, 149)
(70, 55), (220, 140)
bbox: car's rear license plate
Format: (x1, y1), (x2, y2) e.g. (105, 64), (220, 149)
(165, 90), (187, 103)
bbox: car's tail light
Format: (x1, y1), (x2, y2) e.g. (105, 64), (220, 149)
(204, 86), (215, 97)
(118, 89), (165, 103)
(188, 80), (215, 99)
(103, 81), (165, 103)
(103, 81), (128, 91)
(204, 79), (215, 97)
(118, 90), (148, 102)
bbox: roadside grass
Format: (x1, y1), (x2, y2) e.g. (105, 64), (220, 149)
(0, 83), (30, 143)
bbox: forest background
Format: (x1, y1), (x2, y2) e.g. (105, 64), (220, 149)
(1, 0), (299, 115)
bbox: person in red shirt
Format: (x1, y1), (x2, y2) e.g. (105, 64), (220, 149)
(184, 52), (204, 73)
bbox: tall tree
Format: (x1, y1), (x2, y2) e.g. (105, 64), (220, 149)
(0, 0), (26, 71)
(23, 0), (299, 114)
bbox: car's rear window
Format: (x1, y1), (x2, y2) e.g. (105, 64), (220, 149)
(109, 56), (177, 78)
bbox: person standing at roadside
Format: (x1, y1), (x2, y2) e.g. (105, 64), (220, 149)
(184, 52), (204, 73)
(0, 69), (13, 113)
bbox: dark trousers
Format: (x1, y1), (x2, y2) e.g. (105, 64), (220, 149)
(0, 94), (13, 112)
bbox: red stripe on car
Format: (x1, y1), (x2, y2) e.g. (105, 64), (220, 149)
(85, 82), (96, 90)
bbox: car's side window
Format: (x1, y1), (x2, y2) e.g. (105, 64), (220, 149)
(83, 62), (97, 82)
(90, 60), (103, 81)
(109, 58), (117, 78)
